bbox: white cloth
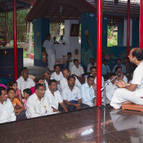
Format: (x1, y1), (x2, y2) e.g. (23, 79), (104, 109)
(87, 63), (96, 73)
(0, 99), (16, 124)
(102, 64), (111, 75)
(105, 79), (117, 103)
(110, 62), (143, 109)
(60, 77), (81, 92)
(44, 80), (49, 90)
(62, 86), (81, 101)
(112, 64), (126, 73)
(17, 76), (35, 95)
(26, 93), (54, 119)
(45, 88), (63, 110)
(51, 72), (63, 82)
(81, 83), (95, 107)
(43, 39), (55, 70)
(71, 65), (84, 77)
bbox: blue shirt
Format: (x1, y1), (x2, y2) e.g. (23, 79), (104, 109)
(81, 83), (95, 107)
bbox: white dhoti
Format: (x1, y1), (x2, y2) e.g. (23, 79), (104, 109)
(110, 88), (143, 109)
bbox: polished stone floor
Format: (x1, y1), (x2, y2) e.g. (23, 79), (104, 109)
(0, 107), (143, 143)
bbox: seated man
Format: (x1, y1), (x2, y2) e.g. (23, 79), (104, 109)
(81, 75), (96, 107)
(60, 68), (81, 92)
(17, 67), (35, 95)
(112, 58), (126, 73)
(102, 59), (111, 80)
(62, 76), (87, 111)
(51, 64), (63, 85)
(43, 70), (51, 90)
(71, 59), (84, 78)
(0, 87), (16, 124)
(114, 66), (128, 83)
(87, 58), (96, 73)
(26, 84), (54, 119)
(110, 48), (143, 109)
(90, 66), (104, 87)
(45, 80), (68, 113)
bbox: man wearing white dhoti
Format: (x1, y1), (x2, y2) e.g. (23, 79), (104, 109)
(110, 48), (143, 109)
(43, 34), (56, 71)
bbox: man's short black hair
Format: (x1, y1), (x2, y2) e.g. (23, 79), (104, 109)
(62, 68), (70, 73)
(117, 58), (121, 61)
(67, 52), (72, 56)
(67, 75), (76, 81)
(7, 88), (15, 94)
(132, 48), (143, 61)
(23, 88), (32, 95)
(48, 80), (57, 86)
(8, 80), (17, 87)
(0, 87), (6, 96)
(54, 64), (60, 70)
(35, 84), (45, 90)
(90, 66), (96, 71)
(115, 66), (122, 73)
(34, 77), (44, 83)
(73, 59), (79, 63)
(87, 75), (95, 80)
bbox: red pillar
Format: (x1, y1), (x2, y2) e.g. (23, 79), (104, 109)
(127, 0), (130, 56)
(13, 0), (18, 80)
(96, 0), (102, 106)
(140, 0), (143, 49)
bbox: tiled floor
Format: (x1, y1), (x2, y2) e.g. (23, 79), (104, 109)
(0, 107), (143, 143)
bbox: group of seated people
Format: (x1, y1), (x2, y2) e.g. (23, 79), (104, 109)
(0, 51), (137, 124)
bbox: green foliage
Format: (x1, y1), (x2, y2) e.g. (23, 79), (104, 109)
(107, 26), (118, 47)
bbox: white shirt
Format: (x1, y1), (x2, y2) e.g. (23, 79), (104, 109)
(44, 80), (49, 90)
(87, 63), (96, 73)
(62, 86), (81, 102)
(0, 99), (16, 124)
(45, 88), (63, 110)
(81, 83), (95, 107)
(131, 62), (143, 90)
(71, 65), (84, 77)
(60, 77), (81, 92)
(17, 76), (35, 95)
(51, 72), (63, 82)
(102, 64), (111, 75)
(26, 93), (54, 119)
(105, 79), (118, 103)
(43, 39), (55, 55)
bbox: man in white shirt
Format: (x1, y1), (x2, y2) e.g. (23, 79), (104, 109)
(60, 68), (81, 92)
(87, 58), (96, 73)
(17, 67), (35, 95)
(51, 64), (63, 85)
(90, 66), (104, 87)
(112, 58), (126, 73)
(81, 75), (96, 107)
(62, 76), (88, 111)
(26, 84), (54, 119)
(71, 59), (84, 77)
(45, 80), (68, 113)
(0, 87), (16, 124)
(110, 48), (143, 109)
(43, 70), (51, 90)
(43, 34), (55, 71)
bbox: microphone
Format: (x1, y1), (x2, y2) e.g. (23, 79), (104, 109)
(101, 73), (120, 92)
